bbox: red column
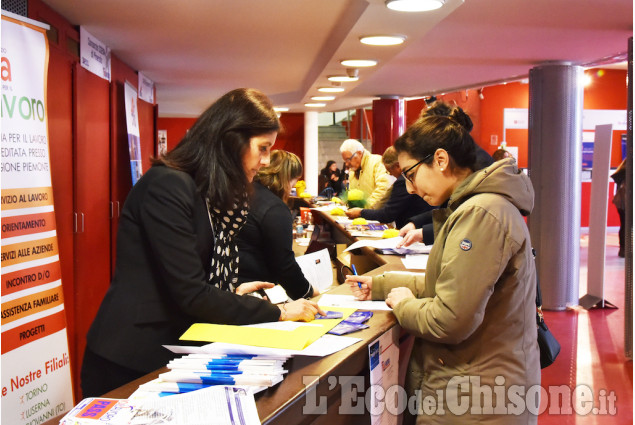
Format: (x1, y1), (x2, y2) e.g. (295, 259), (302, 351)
(372, 97), (405, 155)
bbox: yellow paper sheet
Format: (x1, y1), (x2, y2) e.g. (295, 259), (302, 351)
(179, 307), (356, 350)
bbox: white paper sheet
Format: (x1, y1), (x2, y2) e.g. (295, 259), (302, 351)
(295, 248), (333, 292)
(344, 236), (431, 255)
(317, 294), (392, 311)
(401, 254), (429, 270)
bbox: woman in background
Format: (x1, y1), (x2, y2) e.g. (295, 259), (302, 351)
(318, 160), (343, 197)
(347, 112), (539, 424)
(238, 150), (317, 299)
(81, 89), (322, 397)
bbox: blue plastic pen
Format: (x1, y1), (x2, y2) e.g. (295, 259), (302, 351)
(351, 264), (362, 289)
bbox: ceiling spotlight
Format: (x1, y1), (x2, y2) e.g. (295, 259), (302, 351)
(311, 96), (335, 101)
(360, 35), (406, 46)
(340, 59), (377, 67)
(305, 103), (326, 108)
(318, 87), (345, 93)
(327, 75), (359, 82)
(385, 0), (445, 12)
(273, 107), (289, 112)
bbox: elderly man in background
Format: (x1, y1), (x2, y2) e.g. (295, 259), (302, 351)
(339, 139), (391, 209)
(345, 146), (434, 228)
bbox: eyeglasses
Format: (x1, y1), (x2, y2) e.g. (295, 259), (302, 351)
(343, 151), (359, 164)
(401, 153), (433, 184)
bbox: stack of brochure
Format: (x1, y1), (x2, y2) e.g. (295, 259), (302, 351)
(60, 384), (261, 425)
(134, 353), (292, 396)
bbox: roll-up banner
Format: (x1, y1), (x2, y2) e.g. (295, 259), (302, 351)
(1, 11), (74, 424)
(124, 81), (143, 185)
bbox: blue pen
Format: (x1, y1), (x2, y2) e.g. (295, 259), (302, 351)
(351, 264), (362, 289)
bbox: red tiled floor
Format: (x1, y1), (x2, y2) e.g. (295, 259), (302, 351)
(538, 233), (633, 424)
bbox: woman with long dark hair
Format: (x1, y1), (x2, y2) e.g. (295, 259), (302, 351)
(81, 88), (321, 397)
(318, 160), (343, 197)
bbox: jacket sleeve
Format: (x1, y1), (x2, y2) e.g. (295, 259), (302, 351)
(141, 173), (280, 324)
(371, 271), (427, 300)
(365, 160), (392, 209)
(361, 178), (409, 223)
(392, 204), (518, 344)
(408, 210), (434, 228)
(259, 203), (314, 300)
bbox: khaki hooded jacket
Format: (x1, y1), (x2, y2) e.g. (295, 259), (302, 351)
(372, 159), (540, 424)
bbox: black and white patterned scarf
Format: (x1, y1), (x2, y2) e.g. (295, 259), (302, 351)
(206, 195), (249, 292)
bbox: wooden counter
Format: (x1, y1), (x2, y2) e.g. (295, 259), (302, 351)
(50, 208), (420, 425)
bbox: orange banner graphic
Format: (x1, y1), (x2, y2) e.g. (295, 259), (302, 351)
(1, 285), (64, 326)
(1, 236), (58, 268)
(0, 187), (54, 210)
(2, 262), (61, 296)
(1, 210), (56, 239)
(1, 309), (67, 354)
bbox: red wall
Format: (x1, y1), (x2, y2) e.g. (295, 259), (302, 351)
(276, 113), (305, 164)
(583, 69), (628, 167)
(156, 117), (197, 151)
(157, 113), (306, 174)
(405, 70), (626, 227)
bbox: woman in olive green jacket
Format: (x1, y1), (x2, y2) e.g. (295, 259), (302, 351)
(347, 112), (540, 424)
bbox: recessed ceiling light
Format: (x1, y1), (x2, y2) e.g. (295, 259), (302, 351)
(327, 75), (359, 82)
(340, 59), (377, 67)
(273, 107), (289, 112)
(359, 35), (406, 46)
(385, 0), (445, 12)
(305, 103), (326, 108)
(311, 96), (335, 101)
(318, 87), (345, 93)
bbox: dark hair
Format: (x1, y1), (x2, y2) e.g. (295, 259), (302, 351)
(395, 112), (477, 171)
(256, 150), (303, 204)
(422, 101), (474, 133)
(321, 160), (336, 174)
(154, 88), (280, 209)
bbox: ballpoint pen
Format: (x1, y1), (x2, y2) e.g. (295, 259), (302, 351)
(351, 264), (362, 289)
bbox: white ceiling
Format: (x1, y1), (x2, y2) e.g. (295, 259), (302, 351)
(42, 0), (633, 117)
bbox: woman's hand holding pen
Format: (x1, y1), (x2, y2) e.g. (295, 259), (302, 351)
(279, 299), (325, 322)
(345, 275), (372, 300)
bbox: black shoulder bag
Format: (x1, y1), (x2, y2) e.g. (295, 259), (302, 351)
(536, 277), (561, 368)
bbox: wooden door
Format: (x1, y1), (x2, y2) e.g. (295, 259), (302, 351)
(72, 64), (111, 398)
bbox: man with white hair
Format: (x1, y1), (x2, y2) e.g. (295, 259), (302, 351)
(339, 139), (391, 209)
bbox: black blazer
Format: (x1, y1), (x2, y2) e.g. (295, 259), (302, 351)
(86, 165), (280, 373)
(360, 175), (434, 229)
(237, 182), (313, 300)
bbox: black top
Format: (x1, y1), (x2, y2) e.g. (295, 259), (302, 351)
(237, 182), (314, 300)
(474, 144), (494, 171)
(360, 175), (434, 229)
(86, 166), (281, 374)
(319, 168), (343, 195)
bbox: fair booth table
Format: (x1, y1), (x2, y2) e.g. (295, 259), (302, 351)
(47, 207), (424, 425)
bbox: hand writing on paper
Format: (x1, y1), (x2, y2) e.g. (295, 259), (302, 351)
(386, 287), (415, 308)
(345, 275), (372, 300)
(236, 281), (275, 296)
(279, 299), (325, 322)
(396, 229), (423, 248)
